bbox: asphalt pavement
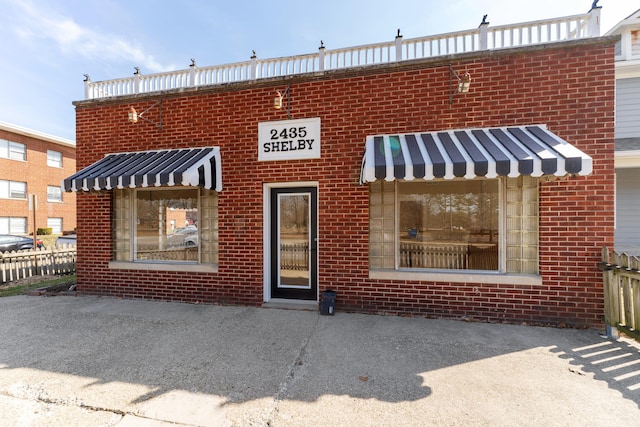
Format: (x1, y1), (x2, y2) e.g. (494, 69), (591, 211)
(0, 295), (639, 426)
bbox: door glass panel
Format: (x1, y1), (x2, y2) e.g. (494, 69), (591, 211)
(279, 193), (310, 288)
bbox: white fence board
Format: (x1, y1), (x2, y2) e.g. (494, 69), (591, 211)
(1, 245), (76, 284)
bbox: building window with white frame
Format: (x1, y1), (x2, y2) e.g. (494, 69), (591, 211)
(0, 140), (26, 161)
(0, 180), (27, 199)
(112, 187), (218, 265)
(47, 217), (63, 234)
(47, 150), (63, 168)
(369, 176), (538, 274)
(47, 185), (63, 202)
(0, 217), (27, 234)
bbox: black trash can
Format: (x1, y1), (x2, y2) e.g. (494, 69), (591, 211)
(320, 290), (336, 315)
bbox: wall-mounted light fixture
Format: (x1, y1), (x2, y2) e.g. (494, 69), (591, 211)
(274, 85), (291, 118)
(127, 100), (162, 128)
(128, 107), (138, 123)
(449, 65), (471, 104)
(274, 91), (284, 109)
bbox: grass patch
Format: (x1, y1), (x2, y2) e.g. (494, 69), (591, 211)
(0, 274), (76, 297)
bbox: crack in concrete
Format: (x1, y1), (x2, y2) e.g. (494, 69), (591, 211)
(0, 388), (126, 416)
(1, 389), (206, 426)
(262, 313), (320, 426)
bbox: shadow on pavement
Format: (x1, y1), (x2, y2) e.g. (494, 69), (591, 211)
(0, 295), (639, 425)
(552, 336), (640, 407)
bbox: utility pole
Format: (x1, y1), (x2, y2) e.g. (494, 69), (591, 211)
(30, 194), (38, 274)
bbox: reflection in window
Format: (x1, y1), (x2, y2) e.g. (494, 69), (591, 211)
(399, 180), (499, 270)
(279, 193), (310, 287)
(135, 189), (198, 261)
(369, 177), (539, 274)
(112, 188), (218, 265)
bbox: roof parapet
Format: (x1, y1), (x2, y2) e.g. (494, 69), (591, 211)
(84, 9), (601, 101)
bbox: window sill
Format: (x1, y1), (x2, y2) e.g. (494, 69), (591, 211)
(369, 269), (542, 286)
(109, 261), (218, 273)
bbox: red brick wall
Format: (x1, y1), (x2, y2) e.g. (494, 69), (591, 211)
(0, 129), (76, 234)
(74, 40), (615, 328)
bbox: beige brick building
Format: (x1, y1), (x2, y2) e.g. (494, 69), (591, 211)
(0, 121), (76, 237)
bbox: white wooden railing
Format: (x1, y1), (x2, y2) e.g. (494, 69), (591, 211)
(399, 242), (498, 270)
(84, 8), (601, 99)
(600, 247), (640, 340)
(1, 245), (77, 284)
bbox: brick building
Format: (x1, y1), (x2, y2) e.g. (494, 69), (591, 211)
(0, 121), (76, 237)
(67, 7), (615, 328)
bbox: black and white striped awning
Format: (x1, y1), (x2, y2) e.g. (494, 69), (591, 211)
(64, 147), (222, 192)
(360, 125), (592, 183)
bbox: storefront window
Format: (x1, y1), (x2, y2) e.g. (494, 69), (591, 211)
(112, 188), (218, 264)
(369, 177), (538, 274)
(398, 180), (499, 270)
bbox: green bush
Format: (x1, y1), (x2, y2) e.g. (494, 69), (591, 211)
(37, 227), (53, 235)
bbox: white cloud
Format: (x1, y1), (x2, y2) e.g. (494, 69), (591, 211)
(10, 0), (175, 73)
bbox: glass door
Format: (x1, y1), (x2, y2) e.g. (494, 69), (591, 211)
(270, 187), (317, 300)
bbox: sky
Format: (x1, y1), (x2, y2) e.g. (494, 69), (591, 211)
(0, 0), (635, 142)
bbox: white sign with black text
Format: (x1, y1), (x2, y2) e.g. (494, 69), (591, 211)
(258, 117), (321, 161)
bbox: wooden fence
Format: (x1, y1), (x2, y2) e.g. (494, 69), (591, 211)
(0, 245), (77, 284)
(400, 242), (498, 270)
(281, 243), (309, 270)
(136, 247), (198, 261)
(401, 242), (467, 269)
(599, 247), (640, 339)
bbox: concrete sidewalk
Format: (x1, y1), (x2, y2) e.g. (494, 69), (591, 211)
(0, 295), (639, 426)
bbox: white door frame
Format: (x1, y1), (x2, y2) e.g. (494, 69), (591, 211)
(263, 181), (319, 302)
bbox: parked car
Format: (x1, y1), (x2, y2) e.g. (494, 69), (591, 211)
(167, 226), (198, 247)
(56, 234), (77, 248)
(0, 234), (44, 252)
